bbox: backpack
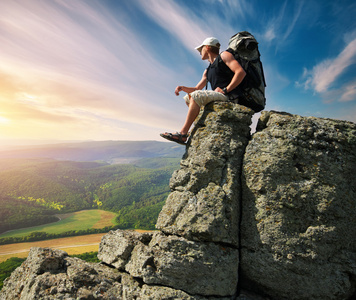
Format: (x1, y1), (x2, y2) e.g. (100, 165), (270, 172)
(227, 31), (266, 112)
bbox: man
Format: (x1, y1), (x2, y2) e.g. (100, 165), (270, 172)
(160, 37), (246, 145)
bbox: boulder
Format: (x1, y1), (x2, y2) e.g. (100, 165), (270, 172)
(156, 102), (254, 247)
(241, 111), (356, 300)
(1, 247), (230, 300)
(99, 230), (239, 297)
(97, 229), (153, 269)
(0, 247), (122, 300)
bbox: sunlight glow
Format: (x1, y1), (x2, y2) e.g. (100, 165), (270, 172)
(16, 93), (41, 105)
(0, 116), (10, 124)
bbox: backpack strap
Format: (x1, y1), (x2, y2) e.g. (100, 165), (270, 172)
(205, 66), (209, 90)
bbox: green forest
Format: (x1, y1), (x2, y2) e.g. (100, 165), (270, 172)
(0, 157), (180, 243)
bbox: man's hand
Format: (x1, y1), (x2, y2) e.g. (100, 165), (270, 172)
(175, 86), (184, 96)
(215, 87), (225, 94)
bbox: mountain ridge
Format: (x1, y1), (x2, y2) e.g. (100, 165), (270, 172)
(0, 140), (184, 163)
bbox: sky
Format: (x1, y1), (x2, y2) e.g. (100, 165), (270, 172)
(0, 0), (355, 146)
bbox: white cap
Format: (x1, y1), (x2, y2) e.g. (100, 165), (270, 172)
(195, 37), (220, 52)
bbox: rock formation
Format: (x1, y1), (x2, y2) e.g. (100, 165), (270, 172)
(156, 102), (252, 247)
(241, 111), (356, 299)
(1, 103), (355, 300)
(96, 102), (253, 299)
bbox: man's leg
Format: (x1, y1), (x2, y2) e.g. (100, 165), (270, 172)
(161, 91), (218, 144)
(180, 97), (200, 135)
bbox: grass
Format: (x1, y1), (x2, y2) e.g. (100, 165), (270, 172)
(92, 210), (118, 229)
(0, 233), (104, 263)
(0, 210), (118, 239)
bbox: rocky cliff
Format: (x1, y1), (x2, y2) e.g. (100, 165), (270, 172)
(1, 102), (355, 300)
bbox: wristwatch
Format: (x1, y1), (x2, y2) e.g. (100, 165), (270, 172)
(222, 87), (228, 95)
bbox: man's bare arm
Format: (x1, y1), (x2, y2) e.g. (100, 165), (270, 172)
(215, 51), (246, 94)
(175, 70), (208, 96)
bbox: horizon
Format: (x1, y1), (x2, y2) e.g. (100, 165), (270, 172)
(0, 138), (175, 150)
(1, 0), (355, 144)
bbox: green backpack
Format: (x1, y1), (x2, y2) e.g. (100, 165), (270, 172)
(227, 31), (266, 112)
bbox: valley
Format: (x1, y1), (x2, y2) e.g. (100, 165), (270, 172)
(0, 140), (182, 288)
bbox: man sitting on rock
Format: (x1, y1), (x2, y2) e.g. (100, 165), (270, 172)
(160, 37), (246, 145)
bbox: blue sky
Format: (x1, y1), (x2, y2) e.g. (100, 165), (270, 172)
(0, 0), (355, 145)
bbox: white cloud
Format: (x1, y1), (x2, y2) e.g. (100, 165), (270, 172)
(340, 81), (356, 102)
(136, 0), (240, 51)
(313, 38), (356, 93)
(320, 80), (356, 104)
(218, 0), (254, 21)
(264, 28), (276, 42)
(299, 37), (356, 102)
(282, 1), (304, 41)
(137, 0), (209, 52)
(261, 1), (304, 47)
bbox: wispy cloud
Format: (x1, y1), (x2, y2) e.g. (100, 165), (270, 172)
(283, 1), (304, 41)
(340, 81), (356, 102)
(136, 0), (241, 51)
(310, 38), (356, 93)
(262, 1), (304, 45)
(299, 36), (356, 102)
(200, 0), (254, 27)
(136, 0), (212, 51)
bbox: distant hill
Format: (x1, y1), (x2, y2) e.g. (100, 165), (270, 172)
(0, 140), (184, 237)
(0, 156), (180, 236)
(0, 140), (184, 164)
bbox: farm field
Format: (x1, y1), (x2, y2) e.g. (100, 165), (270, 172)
(0, 233), (104, 263)
(0, 229), (152, 263)
(0, 209), (118, 239)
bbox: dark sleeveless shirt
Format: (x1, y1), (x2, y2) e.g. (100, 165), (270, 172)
(206, 54), (242, 98)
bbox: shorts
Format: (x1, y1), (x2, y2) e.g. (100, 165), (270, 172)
(183, 90), (228, 107)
